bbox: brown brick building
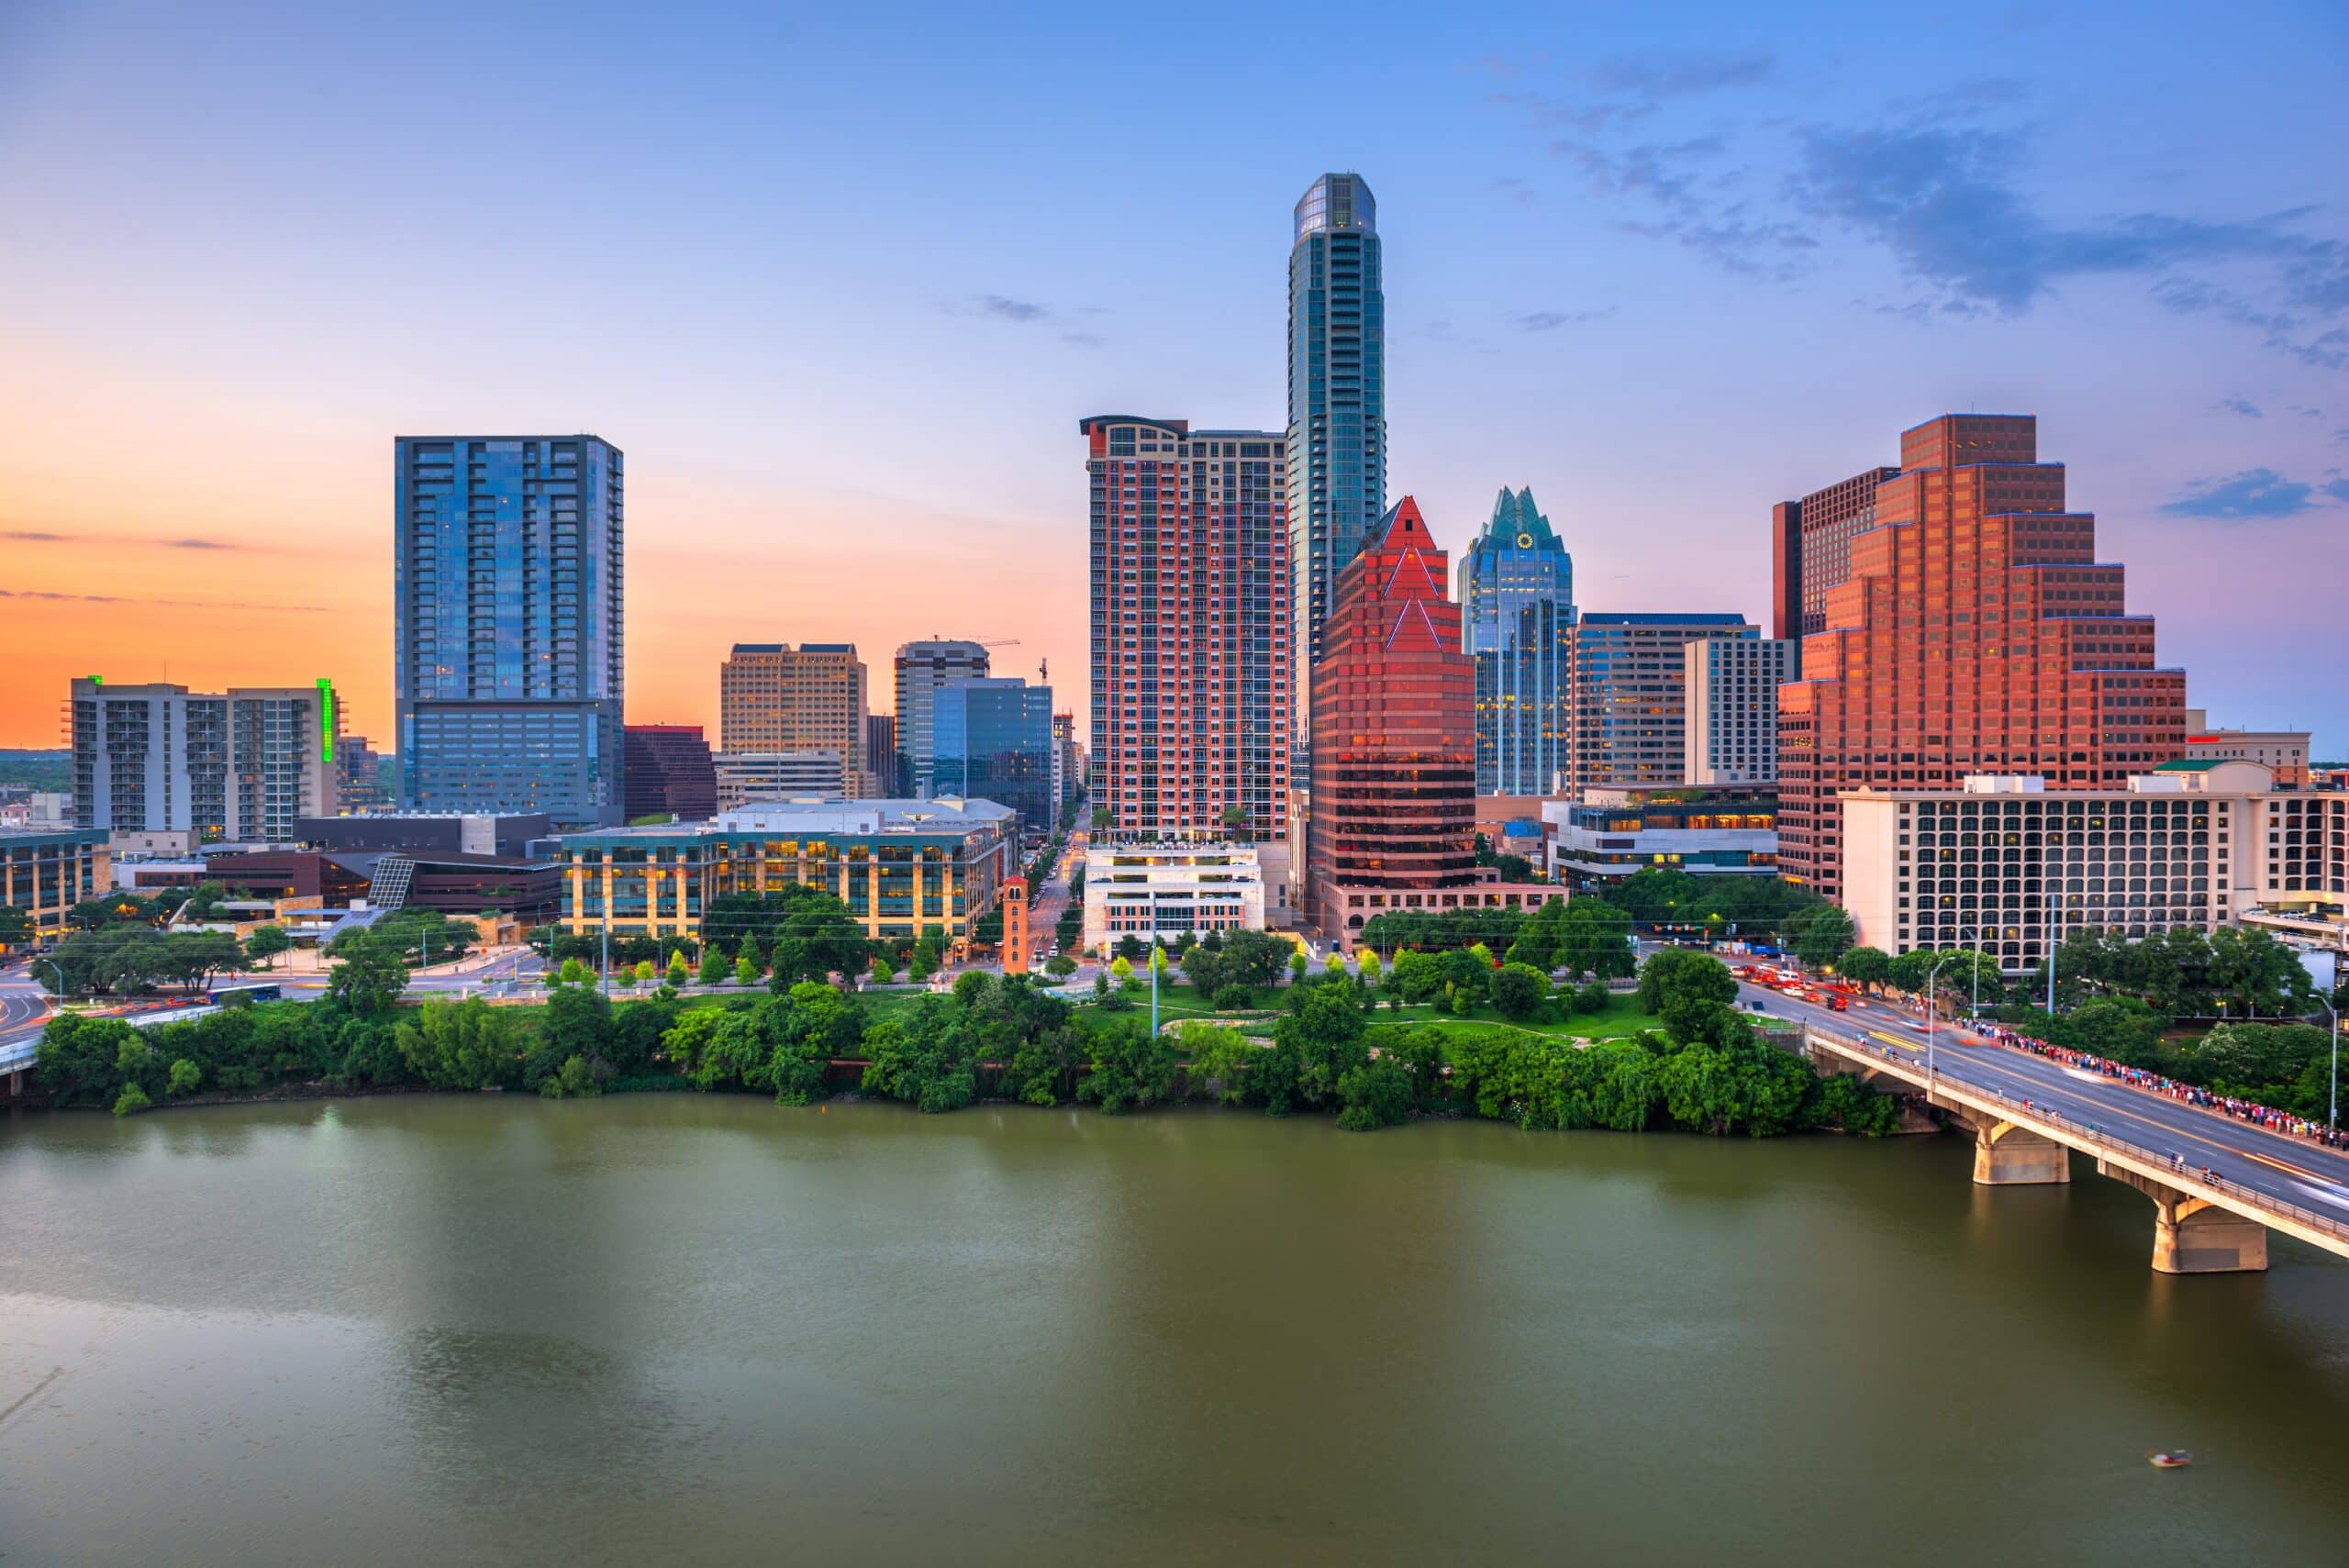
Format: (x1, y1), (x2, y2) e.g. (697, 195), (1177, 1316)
(1778, 414), (2186, 899)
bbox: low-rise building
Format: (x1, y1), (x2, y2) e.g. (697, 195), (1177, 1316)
(1081, 842), (1265, 953)
(714, 751), (848, 811)
(1543, 789), (1779, 883)
(2183, 724), (2311, 787)
(554, 796), (1017, 950)
(0, 828), (109, 943)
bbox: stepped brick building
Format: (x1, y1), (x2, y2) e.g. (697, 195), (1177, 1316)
(1778, 414), (2187, 899)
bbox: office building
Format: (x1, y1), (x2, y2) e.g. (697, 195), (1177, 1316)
(934, 678), (1053, 833)
(1051, 712), (1076, 812)
(2182, 717), (2310, 787)
(1082, 416), (1293, 902)
(394, 435), (625, 827)
(1778, 415), (2186, 898)
(0, 828), (109, 943)
(1081, 841), (1266, 952)
(1685, 637), (1796, 785)
(895, 639), (991, 797)
(866, 714), (900, 797)
(71, 679), (339, 841)
(1568, 615), (1754, 790)
(1544, 790), (1778, 884)
(714, 751), (848, 810)
(1772, 464), (1901, 639)
(338, 733), (392, 812)
(294, 812), (551, 859)
(1459, 486), (1575, 795)
(719, 642), (873, 795)
(556, 796), (1019, 950)
(621, 725), (718, 822)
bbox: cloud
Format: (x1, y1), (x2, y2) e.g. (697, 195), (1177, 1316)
(1588, 49), (1776, 105)
(1514, 307), (1616, 331)
(2214, 397), (2264, 418)
(0, 587), (334, 611)
(1, 529), (67, 541)
(2153, 279), (2348, 371)
(2157, 467), (2348, 522)
(1486, 175), (1536, 205)
(3, 528), (254, 550)
(976, 294), (1047, 323)
(165, 537), (233, 550)
(940, 293), (1102, 347)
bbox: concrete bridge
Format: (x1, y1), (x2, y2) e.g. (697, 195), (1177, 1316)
(1802, 1023), (2349, 1275)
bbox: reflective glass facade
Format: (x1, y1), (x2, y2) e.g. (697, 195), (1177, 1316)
(934, 678), (1053, 834)
(395, 435), (625, 827)
(1458, 487), (1575, 795)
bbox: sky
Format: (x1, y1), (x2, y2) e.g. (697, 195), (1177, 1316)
(2, 0), (2343, 756)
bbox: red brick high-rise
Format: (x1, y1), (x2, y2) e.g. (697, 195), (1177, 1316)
(1779, 414), (2187, 898)
(1307, 497), (1477, 929)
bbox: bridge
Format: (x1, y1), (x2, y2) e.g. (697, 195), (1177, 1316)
(1800, 1022), (2349, 1274)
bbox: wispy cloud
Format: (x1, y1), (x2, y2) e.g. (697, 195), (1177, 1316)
(4, 528), (254, 550)
(940, 292), (1102, 348)
(2158, 467), (2349, 522)
(1, 529), (68, 541)
(1588, 49), (1776, 107)
(0, 587), (335, 612)
(2214, 397), (2264, 418)
(1514, 307), (1616, 331)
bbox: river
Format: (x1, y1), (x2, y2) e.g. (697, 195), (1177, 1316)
(3, 1097), (2345, 1565)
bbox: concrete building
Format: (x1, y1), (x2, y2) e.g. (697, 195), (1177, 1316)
(895, 639), (991, 798)
(554, 796), (1018, 950)
(0, 828), (109, 942)
(623, 724), (718, 822)
(1779, 415), (2185, 900)
(1082, 417), (1291, 901)
(293, 812), (551, 859)
(933, 679), (1053, 836)
(719, 643), (873, 795)
(1568, 615), (1754, 790)
(1051, 712), (1077, 815)
(339, 733), (392, 811)
(71, 679), (338, 842)
(1772, 463), (1900, 639)
(714, 751), (848, 810)
(866, 714), (900, 797)
(1544, 790), (1779, 884)
(1684, 636), (1796, 785)
(395, 435), (625, 828)
(1459, 486), (1575, 795)
(2183, 719), (2310, 787)
(1080, 842), (1266, 953)
(1839, 760), (2349, 970)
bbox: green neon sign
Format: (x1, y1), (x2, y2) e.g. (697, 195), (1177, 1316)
(317, 679), (335, 764)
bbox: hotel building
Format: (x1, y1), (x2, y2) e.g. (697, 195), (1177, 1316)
(1684, 636), (1796, 785)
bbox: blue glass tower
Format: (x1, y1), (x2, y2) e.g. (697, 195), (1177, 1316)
(1287, 172), (1386, 758)
(932, 678), (1054, 836)
(394, 435), (625, 828)
(1459, 488), (1575, 795)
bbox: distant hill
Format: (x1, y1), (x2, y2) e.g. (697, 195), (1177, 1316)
(0, 749), (71, 792)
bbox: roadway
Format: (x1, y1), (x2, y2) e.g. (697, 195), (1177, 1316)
(1739, 975), (2349, 1240)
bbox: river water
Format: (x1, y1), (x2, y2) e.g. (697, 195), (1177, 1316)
(3, 1097), (2345, 1565)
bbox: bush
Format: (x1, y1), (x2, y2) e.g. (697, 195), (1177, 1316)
(1335, 1058), (1413, 1130)
(1211, 984), (1254, 1011)
(113, 1083), (152, 1117)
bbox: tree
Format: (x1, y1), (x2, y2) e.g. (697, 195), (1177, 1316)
(530, 984), (613, 1088)
(1836, 946), (1891, 991)
(1288, 949), (1309, 985)
(1079, 1023), (1178, 1113)
(165, 1057), (203, 1098)
(0, 906), (36, 948)
(952, 969), (996, 1009)
(1044, 953), (1076, 979)
(632, 960), (657, 984)
(1090, 806), (1113, 833)
(1790, 905), (1857, 969)
(395, 997), (520, 1090)
(1356, 948), (1383, 989)
(1219, 803), (1252, 842)
(736, 954), (758, 985)
(1490, 962), (1550, 1021)
(1109, 953), (1135, 987)
(667, 951), (691, 986)
(1335, 1057), (1414, 1130)
(558, 956), (593, 986)
(699, 946), (729, 985)
(113, 1083), (152, 1117)
(870, 952), (898, 985)
(1639, 949), (1739, 1043)
(328, 932), (410, 1015)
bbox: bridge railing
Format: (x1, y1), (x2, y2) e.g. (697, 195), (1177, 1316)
(1804, 1027), (2349, 1245)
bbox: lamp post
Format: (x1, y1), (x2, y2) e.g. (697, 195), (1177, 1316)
(1925, 950), (1958, 1085)
(33, 957), (66, 1000)
(1957, 926), (1981, 1024)
(2320, 997), (2341, 1142)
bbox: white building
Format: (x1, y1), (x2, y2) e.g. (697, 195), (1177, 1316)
(1841, 761), (2349, 970)
(1081, 842), (1265, 953)
(714, 750), (847, 811)
(1542, 788), (1779, 883)
(1683, 636), (1795, 785)
(71, 679), (337, 842)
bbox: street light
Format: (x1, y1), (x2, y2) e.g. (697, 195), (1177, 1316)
(1957, 926), (1982, 1023)
(2319, 997), (2341, 1143)
(1924, 950), (1959, 1085)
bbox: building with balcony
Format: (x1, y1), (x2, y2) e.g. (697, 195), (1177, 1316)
(1542, 790), (1779, 884)
(71, 678), (338, 842)
(1079, 842), (1265, 953)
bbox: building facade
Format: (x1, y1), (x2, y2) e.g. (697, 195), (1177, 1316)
(71, 679), (338, 841)
(1544, 791), (1778, 884)
(866, 714), (900, 797)
(1567, 615), (1754, 791)
(1778, 415), (2186, 899)
(1080, 842), (1266, 953)
(1459, 486), (1575, 795)
(339, 733), (392, 812)
(713, 751), (847, 810)
(2184, 723), (2310, 787)
(894, 639), (991, 797)
(1082, 417), (1292, 900)
(1771, 465), (1901, 639)
(622, 725), (718, 822)
(933, 678), (1054, 834)
(0, 828), (109, 942)
(555, 796), (1017, 949)
(719, 642), (873, 795)
(1684, 636), (1796, 785)
(394, 435), (625, 827)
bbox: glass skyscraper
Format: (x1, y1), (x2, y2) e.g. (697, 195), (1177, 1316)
(932, 677), (1054, 835)
(1458, 487), (1575, 795)
(1286, 172), (1386, 757)
(394, 435), (625, 828)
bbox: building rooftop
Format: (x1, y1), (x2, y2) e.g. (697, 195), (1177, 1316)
(562, 796), (1017, 843)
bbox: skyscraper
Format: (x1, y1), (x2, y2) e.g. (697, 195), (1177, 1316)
(1307, 497), (1475, 929)
(72, 678), (339, 840)
(934, 677), (1054, 833)
(1082, 416), (1292, 903)
(623, 724), (718, 822)
(394, 435), (625, 828)
(719, 642), (873, 795)
(1568, 615), (1756, 790)
(1458, 486), (1575, 795)
(1777, 414), (2187, 897)
(1684, 637), (1797, 785)
(866, 713), (901, 796)
(1772, 464), (1901, 639)
(895, 639), (991, 797)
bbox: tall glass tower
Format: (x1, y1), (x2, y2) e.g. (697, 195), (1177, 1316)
(394, 435), (625, 828)
(1286, 172), (1386, 755)
(1457, 488), (1575, 795)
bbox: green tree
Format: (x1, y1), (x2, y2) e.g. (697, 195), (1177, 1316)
(165, 1057), (203, 1098)
(113, 1082), (152, 1117)
(0, 905), (36, 948)
(1044, 953), (1076, 979)
(1356, 947), (1383, 990)
(1790, 905), (1857, 969)
(870, 951), (898, 984)
(1489, 962), (1550, 1021)
(667, 951), (691, 986)
(1335, 1057), (1414, 1130)
(328, 932), (410, 1015)
(1109, 953), (1135, 987)
(243, 925), (293, 971)
(1079, 1023), (1178, 1114)
(529, 984), (613, 1088)
(631, 960), (657, 984)
(735, 955), (758, 985)
(698, 946), (729, 985)
(1836, 946), (1892, 991)
(1288, 949), (1309, 985)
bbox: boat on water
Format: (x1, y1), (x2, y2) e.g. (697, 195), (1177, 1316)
(2148, 1451), (2195, 1469)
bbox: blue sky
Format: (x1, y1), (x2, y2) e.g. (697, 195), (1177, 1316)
(1, 0), (2342, 752)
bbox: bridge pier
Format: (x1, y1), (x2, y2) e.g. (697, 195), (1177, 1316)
(2100, 1162), (2269, 1273)
(1948, 1107), (2071, 1185)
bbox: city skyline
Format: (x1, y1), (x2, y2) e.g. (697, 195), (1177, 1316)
(2, 3), (2344, 755)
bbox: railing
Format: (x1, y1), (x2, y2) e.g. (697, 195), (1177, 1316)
(1803, 1026), (2349, 1246)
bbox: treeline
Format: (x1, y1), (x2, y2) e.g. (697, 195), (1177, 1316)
(40, 950), (1898, 1139)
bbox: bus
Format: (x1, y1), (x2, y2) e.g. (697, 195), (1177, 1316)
(209, 983), (282, 1006)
